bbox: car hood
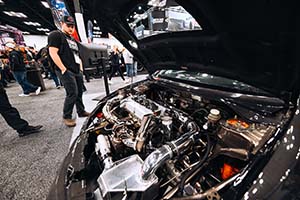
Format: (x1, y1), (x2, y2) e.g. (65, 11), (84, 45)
(76, 0), (297, 99)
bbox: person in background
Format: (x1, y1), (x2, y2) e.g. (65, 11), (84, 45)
(0, 72), (43, 137)
(28, 46), (37, 59)
(0, 59), (8, 87)
(5, 43), (41, 97)
(123, 48), (134, 82)
(1, 58), (15, 83)
(36, 47), (61, 89)
(48, 15), (90, 127)
(18, 45), (33, 66)
(108, 45), (127, 84)
(133, 59), (138, 77)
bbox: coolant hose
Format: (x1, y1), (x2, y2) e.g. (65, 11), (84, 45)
(178, 133), (211, 194)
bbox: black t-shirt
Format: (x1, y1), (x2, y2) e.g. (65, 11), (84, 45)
(48, 30), (80, 74)
(110, 52), (121, 66)
(9, 50), (26, 71)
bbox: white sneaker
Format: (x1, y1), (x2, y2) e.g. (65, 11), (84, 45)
(19, 93), (30, 97)
(35, 86), (41, 95)
(56, 85), (61, 89)
(108, 80), (113, 84)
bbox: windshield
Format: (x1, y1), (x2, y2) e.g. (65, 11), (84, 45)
(154, 70), (271, 95)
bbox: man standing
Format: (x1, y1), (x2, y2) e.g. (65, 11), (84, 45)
(108, 45), (127, 84)
(6, 43), (41, 97)
(48, 16), (90, 127)
(123, 48), (134, 82)
(0, 73), (43, 137)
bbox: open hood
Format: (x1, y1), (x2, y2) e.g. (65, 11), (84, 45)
(76, 0), (298, 99)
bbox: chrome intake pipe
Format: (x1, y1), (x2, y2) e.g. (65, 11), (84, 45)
(141, 130), (197, 180)
(102, 95), (124, 124)
(96, 135), (113, 170)
(136, 115), (153, 152)
(141, 145), (173, 180)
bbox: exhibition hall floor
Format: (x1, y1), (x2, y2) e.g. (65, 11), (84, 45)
(0, 74), (147, 200)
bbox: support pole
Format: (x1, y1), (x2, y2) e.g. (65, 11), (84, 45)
(101, 52), (110, 96)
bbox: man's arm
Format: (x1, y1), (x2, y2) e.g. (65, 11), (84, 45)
(49, 47), (67, 74)
(79, 59), (83, 72)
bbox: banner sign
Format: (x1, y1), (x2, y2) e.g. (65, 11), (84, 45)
(46, 0), (80, 41)
(47, 0), (70, 30)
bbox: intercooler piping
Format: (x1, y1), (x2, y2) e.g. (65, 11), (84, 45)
(136, 115), (153, 152)
(102, 95), (124, 124)
(141, 122), (199, 180)
(96, 135), (114, 170)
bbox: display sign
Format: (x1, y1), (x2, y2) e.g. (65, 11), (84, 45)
(47, 0), (70, 29)
(151, 9), (167, 31)
(134, 25), (145, 39)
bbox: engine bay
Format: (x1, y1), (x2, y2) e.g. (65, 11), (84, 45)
(81, 80), (283, 200)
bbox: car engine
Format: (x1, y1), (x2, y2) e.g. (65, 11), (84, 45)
(82, 81), (278, 200)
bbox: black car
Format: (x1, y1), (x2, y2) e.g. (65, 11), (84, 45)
(48, 0), (299, 199)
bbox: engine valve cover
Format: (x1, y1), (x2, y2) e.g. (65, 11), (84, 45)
(120, 96), (165, 121)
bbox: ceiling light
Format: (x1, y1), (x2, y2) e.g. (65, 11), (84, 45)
(93, 31), (102, 34)
(37, 28), (50, 32)
(148, 0), (166, 7)
(93, 26), (100, 30)
(129, 40), (138, 49)
(0, 0), (4, 5)
(3, 11), (13, 16)
(3, 11), (27, 18)
(41, 1), (50, 8)
(24, 21), (41, 27)
(22, 32), (30, 35)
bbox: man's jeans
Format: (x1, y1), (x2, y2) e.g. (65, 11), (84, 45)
(49, 70), (60, 87)
(0, 89), (28, 131)
(56, 70), (85, 119)
(13, 71), (38, 94)
(126, 64), (134, 77)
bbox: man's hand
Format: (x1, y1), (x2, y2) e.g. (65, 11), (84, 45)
(61, 68), (67, 74)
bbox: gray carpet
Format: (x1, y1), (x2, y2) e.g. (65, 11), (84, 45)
(0, 74), (146, 200)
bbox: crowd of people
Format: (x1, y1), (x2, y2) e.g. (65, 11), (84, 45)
(0, 40), (137, 96)
(0, 43), (43, 137)
(0, 15), (140, 137)
(0, 41), (63, 93)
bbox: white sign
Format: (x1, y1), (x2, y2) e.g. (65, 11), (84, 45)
(153, 18), (164, 24)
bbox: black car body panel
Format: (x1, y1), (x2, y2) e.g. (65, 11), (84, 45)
(78, 0), (298, 99)
(47, 0), (299, 200)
